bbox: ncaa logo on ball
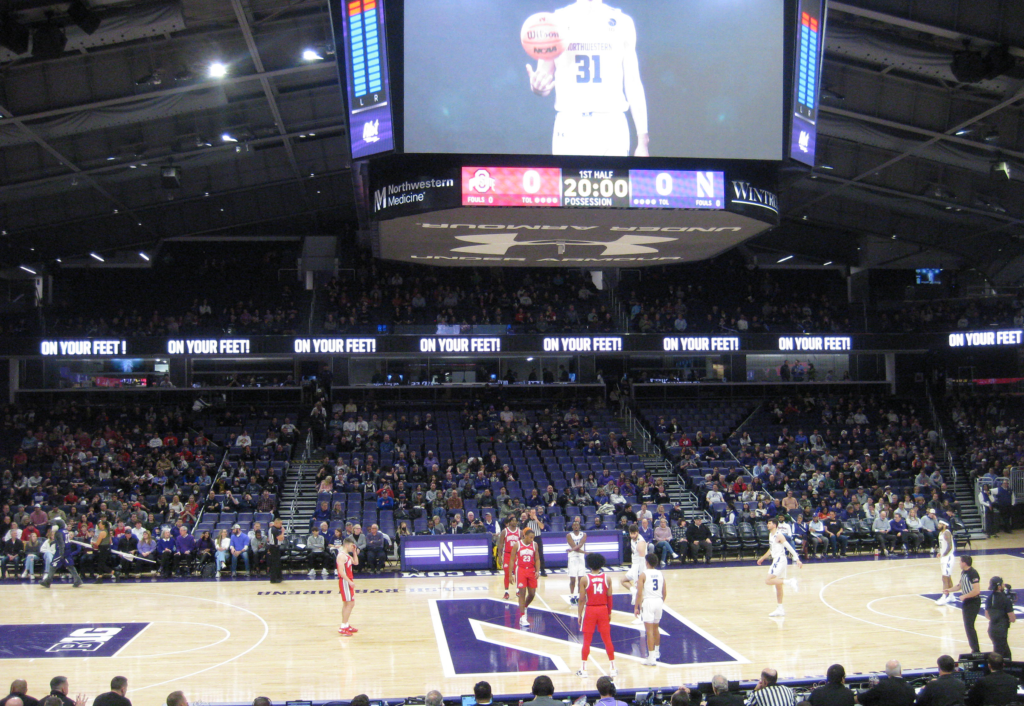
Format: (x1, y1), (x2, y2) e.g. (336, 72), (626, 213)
(521, 13), (566, 60)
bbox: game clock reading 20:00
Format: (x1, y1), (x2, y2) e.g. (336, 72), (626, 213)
(461, 167), (724, 210)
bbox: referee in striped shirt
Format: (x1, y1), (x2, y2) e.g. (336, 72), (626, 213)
(953, 555), (982, 652)
(745, 668), (796, 706)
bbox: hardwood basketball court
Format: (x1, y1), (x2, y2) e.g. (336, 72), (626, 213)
(2, 541), (1021, 703)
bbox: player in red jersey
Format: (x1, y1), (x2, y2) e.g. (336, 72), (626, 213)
(498, 515), (521, 600)
(576, 552), (616, 678)
(337, 537), (359, 636)
(512, 527), (541, 627)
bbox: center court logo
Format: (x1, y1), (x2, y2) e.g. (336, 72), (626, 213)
(451, 233), (676, 256)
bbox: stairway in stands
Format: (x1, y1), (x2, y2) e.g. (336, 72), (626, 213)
(926, 396), (986, 540)
(623, 410), (707, 519)
(279, 461), (321, 533)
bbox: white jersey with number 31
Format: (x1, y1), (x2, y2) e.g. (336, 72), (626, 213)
(551, 3), (632, 114)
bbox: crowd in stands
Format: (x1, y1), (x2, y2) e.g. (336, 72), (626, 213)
(317, 255), (615, 334)
(877, 296), (1024, 333)
(620, 260), (854, 334)
(44, 244), (305, 337)
(301, 396), (723, 571)
(0, 401), (291, 580)
(666, 395), (972, 557)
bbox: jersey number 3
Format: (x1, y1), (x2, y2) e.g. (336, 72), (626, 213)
(575, 55), (603, 84)
(650, 577), (659, 592)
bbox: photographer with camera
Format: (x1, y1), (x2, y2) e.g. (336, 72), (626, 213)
(986, 577), (1017, 659)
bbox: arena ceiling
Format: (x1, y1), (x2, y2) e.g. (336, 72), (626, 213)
(1, 0), (1024, 284)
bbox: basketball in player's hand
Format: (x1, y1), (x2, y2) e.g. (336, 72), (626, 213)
(521, 13), (566, 60)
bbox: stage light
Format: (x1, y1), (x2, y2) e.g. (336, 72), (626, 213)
(139, 252), (150, 261)
(777, 255), (793, 263)
(823, 261), (833, 266)
(208, 62), (227, 79)
(302, 49), (324, 62)
(19, 266), (36, 275)
(67, 0), (101, 35)
(221, 132), (238, 143)
(89, 253), (105, 262)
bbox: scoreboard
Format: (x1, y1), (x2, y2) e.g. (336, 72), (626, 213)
(461, 167), (725, 210)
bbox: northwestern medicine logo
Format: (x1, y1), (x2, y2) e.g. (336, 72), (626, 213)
(0, 623), (149, 660)
(374, 179), (456, 213)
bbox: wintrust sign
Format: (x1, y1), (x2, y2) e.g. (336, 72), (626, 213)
(730, 181), (779, 214)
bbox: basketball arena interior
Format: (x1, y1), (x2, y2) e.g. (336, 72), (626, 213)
(4, 1), (1024, 706)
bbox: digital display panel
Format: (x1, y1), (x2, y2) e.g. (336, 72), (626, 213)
(336, 0), (394, 159)
(404, 1), (785, 160)
(790, 0), (825, 165)
(461, 167), (725, 209)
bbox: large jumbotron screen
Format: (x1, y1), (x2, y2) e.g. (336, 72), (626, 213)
(402, 0), (786, 160)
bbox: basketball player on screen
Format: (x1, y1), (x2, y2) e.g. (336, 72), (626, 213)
(526, 0), (650, 157)
(498, 514), (521, 601)
(337, 538), (359, 636)
(577, 552), (617, 678)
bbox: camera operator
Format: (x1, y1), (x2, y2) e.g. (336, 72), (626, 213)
(966, 653), (1019, 706)
(986, 577), (1016, 659)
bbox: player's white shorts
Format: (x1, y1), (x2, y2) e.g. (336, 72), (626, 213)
(769, 556), (788, 579)
(940, 553), (956, 578)
(553, 112), (630, 156)
(625, 562), (645, 584)
(640, 597), (664, 624)
(567, 553), (586, 578)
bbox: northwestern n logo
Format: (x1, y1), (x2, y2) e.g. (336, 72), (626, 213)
(429, 596), (745, 676)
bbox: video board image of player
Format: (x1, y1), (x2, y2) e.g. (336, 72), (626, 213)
(523, 2), (648, 157)
(403, 0), (785, 160)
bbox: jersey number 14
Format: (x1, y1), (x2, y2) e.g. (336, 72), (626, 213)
(576, 55), (603, 84)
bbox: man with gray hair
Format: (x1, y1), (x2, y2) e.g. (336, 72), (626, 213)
(855, 660), (915, 706)
(426, 691), (443, 706)
(707, 676), (743, 706)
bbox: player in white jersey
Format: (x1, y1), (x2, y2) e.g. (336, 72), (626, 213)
(934, 519), (956, 604)
(620, 523), (647, 624)
(526, 0), (649, 157)
(634, 553), (665, 666)
(566, 519), (587, 604)
(756, 517), (802, 617)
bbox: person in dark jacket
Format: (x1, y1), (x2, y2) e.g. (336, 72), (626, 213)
(914, 655), (966, 706)
(0, 680), (38, 706)
(967, 652), (1020, 706)
(91, 677), (131, 706)
(855, 660), (916, 706)
(810, 665), (855, 706)
(686, 516), (713, 564)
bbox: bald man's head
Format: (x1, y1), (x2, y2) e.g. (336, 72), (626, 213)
(885, 660), (902, 678)
(8, 697), (23, 706)
(9, 681), (27, 696)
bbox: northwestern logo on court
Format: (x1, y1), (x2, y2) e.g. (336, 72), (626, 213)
(450, 233), (677, 256)
(0, 623), (149, 660)
(430, 596), (745, 676)
(439, 542), (455, 562)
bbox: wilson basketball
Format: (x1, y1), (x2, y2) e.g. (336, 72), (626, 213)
(521, 13), (565, 61)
